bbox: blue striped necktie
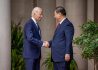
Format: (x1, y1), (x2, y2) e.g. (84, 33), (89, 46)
(36, 23), (41, 35)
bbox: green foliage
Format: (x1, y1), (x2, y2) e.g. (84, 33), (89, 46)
(42, 53), (53, 70)
(11, 21), (24, 70)
(74, 21), (98, 59)
(70, 59), (78, 70)
(42, 53), (78, 70)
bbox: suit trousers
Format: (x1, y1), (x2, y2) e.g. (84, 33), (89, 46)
(53, 61), (70, 70)
(24, 58), (40, 70)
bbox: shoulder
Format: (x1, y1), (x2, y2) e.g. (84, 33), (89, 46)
(63, 18), (74, 27)
(24, 18), (35, 28)
(62, 19), (74, 31)
(25, 18), (35, 25)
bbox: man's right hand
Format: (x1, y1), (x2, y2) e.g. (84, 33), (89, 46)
(43, 41), (49, 48)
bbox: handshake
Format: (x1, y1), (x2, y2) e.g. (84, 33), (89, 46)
(43, 41), (50, 48)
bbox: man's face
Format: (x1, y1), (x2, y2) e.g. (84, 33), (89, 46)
(35, 10), (43, 21)
(54, 11), (61, 20)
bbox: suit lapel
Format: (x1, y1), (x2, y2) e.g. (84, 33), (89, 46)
(30, 18), (41, 36)
(37, 24), (41, 36)
(53, 18), (69, 38)
(54, 24), (61, 34)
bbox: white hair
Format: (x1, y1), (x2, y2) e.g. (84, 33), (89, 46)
(31, 7), (42, 16)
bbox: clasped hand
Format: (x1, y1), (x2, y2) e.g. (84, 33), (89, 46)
(43, 41), (49, 48)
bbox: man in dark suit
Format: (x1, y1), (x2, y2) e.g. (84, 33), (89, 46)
(23, 7), (48, 70)
(45, 6), (74, 70)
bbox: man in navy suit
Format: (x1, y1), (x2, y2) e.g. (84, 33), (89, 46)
(45, 6), (74, 70)
(23, 7), (48, 70)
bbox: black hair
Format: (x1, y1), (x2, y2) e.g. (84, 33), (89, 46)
(55, 6), (66, 16)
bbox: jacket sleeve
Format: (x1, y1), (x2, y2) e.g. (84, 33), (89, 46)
(24, 23), (43, 47)
(48, 40), (52, 48)
(64, 25), (74, 54)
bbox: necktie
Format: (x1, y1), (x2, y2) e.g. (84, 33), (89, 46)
(36, 23), (41, 35)
(35, 23), (38, 28)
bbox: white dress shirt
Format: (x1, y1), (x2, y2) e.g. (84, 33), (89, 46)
(59, 17), (66, 24)
(31, 17), (38, 27)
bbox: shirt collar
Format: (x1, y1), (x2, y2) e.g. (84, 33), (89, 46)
(59, 17), (66, 24)
(31, 17), (37, 24)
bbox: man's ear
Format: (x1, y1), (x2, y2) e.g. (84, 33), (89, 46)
(34, 13), (35, 15)
(59, 12), (61, 15)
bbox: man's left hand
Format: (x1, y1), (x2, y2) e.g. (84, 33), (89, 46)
(65, 54), (70, 62)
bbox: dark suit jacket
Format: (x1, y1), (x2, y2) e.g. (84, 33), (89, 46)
(23, 18), (43, 59)
(49, 18), (74, 62)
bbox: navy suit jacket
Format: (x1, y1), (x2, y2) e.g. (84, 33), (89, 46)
(23, 18), (43, 59)
(49, 18), (74, 62)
